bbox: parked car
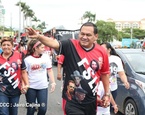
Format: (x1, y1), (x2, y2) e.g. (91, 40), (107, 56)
(115, 48), (145, 115)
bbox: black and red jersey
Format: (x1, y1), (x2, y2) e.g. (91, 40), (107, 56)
(0, 51), (26, 96)
(60, 39), (110, 104)
(57, 54), (65, 65)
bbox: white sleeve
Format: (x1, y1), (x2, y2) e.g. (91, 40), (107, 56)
(43, 54), (52, 69)
(24, 57), (29, 72)
(117, 57), (124, 72)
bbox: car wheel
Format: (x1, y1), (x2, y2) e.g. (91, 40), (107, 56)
(124, 99), (138, 115)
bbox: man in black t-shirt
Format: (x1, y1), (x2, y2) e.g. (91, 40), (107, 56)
(26, 22), (110, 115)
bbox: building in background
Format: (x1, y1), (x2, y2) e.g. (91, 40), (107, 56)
(0, 0), (5, 37)
(107, 18), (145, 31)
(0, 0), (5, 26)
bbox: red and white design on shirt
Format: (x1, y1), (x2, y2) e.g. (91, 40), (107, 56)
(60, 39), (110, 104)
(57, 55), (65, 65)
(0, 52), (25, 96)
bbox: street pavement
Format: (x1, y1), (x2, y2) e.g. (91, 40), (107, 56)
(18, 66), (123, 115)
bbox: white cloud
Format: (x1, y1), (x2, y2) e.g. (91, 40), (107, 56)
(1, 0), (145, 30)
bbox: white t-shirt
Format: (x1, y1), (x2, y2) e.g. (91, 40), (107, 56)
(109, 55), (124, 91)
(97, 81), (110, 115)
(24, 53), (52, 89)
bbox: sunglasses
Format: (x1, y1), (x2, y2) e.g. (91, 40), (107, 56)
(69, 86), (75, 89)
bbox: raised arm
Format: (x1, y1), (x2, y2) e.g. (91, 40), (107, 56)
(26, 28), (60, 50)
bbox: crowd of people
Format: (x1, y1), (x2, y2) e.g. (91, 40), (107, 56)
(0, 34), (56, 115)
(0, 22), (130, 115)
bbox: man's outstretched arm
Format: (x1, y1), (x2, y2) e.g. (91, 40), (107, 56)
(26, 27), (60, 50)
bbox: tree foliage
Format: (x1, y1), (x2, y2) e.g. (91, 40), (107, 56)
(15, 1), (46, 31)
(82, 11), (96, 22)
(96, 20), (118, 42)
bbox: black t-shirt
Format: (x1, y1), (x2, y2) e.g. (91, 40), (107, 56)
(0, 51), (26, 97)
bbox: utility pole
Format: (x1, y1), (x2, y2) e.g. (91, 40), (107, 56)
(18, 0), (21, 42)
(130, 27), (133, 48)
(10, 12), (12, 36)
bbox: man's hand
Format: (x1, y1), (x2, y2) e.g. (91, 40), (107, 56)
(57, 73), (62, 81)
(21, 85), (29, 94)
(102, 95), (110, 108)
(25, 27), (40, 39)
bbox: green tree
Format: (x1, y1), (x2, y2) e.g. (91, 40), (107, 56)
(16, 2), (26, 30)
(16, 2), (35, 28)
(0, 26), (10, 31)
(82, 11), (96, 22)
(37, 21), (47, 32)
(32, 16), (40, 27)
(116, 31), (124, 41)
(132, 28), (145, 39)
(24, 9), (35, 27)
(121, 28), (145, 39)
(21, 5), (30, 28)
(96, 20), (118, 42)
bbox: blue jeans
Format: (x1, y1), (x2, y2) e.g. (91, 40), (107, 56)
(25, 88), (48, 115)
(111, 90), (118, 100)
(0, 94), (20, 115)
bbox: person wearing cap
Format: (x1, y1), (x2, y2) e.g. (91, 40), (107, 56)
(26, 22), (110, 115)
(71, 70), (84, 88)
(75, 87), (88, 103)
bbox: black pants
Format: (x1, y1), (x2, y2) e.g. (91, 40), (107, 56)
(65, 101), (96, 115)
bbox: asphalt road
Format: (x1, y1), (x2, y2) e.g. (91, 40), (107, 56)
(18, 66), (123, 115)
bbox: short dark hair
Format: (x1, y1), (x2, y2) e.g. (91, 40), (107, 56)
(67, 80), (75, 86)
(80, 22), (98, 34)
(1, 37), (13, 45)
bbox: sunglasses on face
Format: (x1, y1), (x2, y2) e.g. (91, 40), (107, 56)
(69, 85), (75, 89)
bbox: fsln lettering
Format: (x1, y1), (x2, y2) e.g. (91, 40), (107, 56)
(77, 58), (89, 67)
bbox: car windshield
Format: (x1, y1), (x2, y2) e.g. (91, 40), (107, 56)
(125, 53), (145, 73)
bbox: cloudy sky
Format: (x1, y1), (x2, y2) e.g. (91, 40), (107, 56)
(2, 0), (145, 30)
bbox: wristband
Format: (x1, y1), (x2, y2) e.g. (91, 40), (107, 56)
(104, 92), (110, 96)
